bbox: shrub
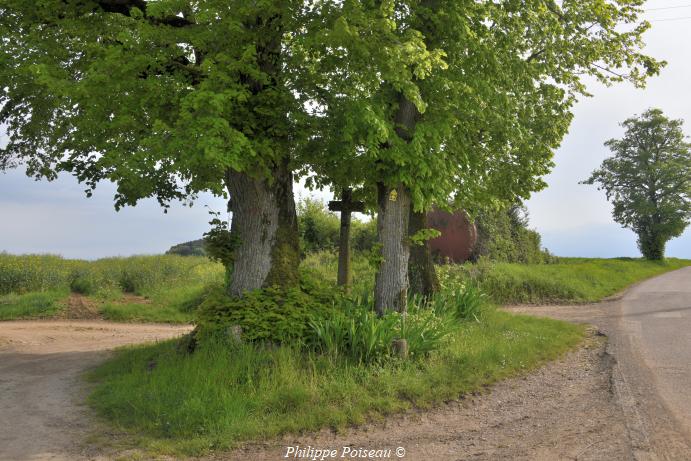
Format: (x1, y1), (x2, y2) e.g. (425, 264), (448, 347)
(69, 269), (99, 295)
(298, 198), (341, 254)
(195, 282), (340, 346)
(471, 203), (553, 264)
(297, 198), (377, 255)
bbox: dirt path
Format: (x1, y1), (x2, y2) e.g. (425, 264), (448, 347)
(0, 320), (192, 461)
(510, 267), (691, 461)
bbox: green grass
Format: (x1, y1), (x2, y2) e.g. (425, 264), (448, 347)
(98, 285), (207, 324)
(439, 257), (691, 304)
(0, 253), (224, 296)
(0, 253), (224, 322)
(0, 288), (69, 320)
(87, 309), (584, 456)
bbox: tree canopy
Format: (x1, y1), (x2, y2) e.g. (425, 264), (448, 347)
(584, 109), (691, 260)
(0, 0), (664, 303)
(303, 0), (663, 212)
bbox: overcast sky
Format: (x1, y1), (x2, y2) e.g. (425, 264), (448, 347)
(1, 2), (690, 260)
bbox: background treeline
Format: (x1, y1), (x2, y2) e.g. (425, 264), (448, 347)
(167, 199), (550, 264)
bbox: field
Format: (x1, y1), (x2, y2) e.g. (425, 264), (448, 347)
(0, 254), (223, 322)
(1, 253), (689, 322)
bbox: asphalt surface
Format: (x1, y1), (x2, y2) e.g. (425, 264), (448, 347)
(512, 266), (691, 460)
(619, 266), (691, 441)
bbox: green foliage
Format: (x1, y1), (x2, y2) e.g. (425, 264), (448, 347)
(0, 254), (81, 295)
(297, 198), (376, 254)
(69, 268), (99, 295)
(409, 228), (441, 247)
(471, 204), (552, 264)
(351, 218), (378, 253)
(309, 308), (400, 364)
(0, 1), (311, 205)
(583, 109), (691, 260)
(195, 276), (341, 345)
(0, 289), (68, 320)
(166, 240), (206, 257)
(440, 257), (691, 305)
(298, 198), (341, 254)
(304, 0), (662, 216)
(421, 285), (488, 324)
(309, 284), (489, 364)
(0, 253), (224, 322)
(301, 251), (376, 297)
(87, 310), (584, 455)
(203, 215), (238, 268)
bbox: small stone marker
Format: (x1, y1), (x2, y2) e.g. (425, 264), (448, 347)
(329, 189), (365, 291)
(227, 325), (243, 343)
(392, 339), (409, 359)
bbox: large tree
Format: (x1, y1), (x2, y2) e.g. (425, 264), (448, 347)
(0, 1), (317, 296)
(583, 109), (691, 260)
(305, 0), (662, 314)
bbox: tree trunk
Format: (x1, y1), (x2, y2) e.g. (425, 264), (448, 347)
(637, 227), (666, 260)
(374, 93), (419, 315)
(225, 162), (300, 297)
(375, 183), (411, 316)
(408, 209), (440, 298)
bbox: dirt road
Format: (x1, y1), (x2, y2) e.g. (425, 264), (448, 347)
(0, 321), (191, 461)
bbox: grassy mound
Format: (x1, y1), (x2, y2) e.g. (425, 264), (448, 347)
(87, 309), (583, 456)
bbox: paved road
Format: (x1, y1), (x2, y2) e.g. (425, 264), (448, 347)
(511, 266), (691, 460)
(619, 267), (691, 443)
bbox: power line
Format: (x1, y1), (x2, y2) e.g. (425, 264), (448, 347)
(646, 4), (691, 11)
(650, 15), (691, 22)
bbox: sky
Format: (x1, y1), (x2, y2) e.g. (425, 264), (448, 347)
(1, 1), (690, 260)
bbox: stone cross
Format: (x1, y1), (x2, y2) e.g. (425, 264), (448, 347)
(329, 189), (365, 290)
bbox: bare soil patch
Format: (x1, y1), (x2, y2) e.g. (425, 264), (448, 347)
(0, 320), (192, 461)
(57, 293), (103, 320)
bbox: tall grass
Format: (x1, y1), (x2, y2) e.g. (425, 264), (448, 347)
(0, 253), (223, 296)
(0, 253), (224, 321)
(440, 257), (691, 304)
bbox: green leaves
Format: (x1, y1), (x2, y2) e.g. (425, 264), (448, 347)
(584, 109), (691, 259)
(0, 0), (663, 220)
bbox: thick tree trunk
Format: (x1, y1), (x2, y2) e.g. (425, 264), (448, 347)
(374, 93), (419, 315)
(375, 183), (411, 315)
(225, 162), (300, 297)
(408, 209), (440, 298)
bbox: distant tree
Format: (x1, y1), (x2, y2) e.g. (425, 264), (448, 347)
(297, 198), (340, 254)
(166, 240), (206, 257)
(583, 109), (691, 260)
(471, 203), (549, 264)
